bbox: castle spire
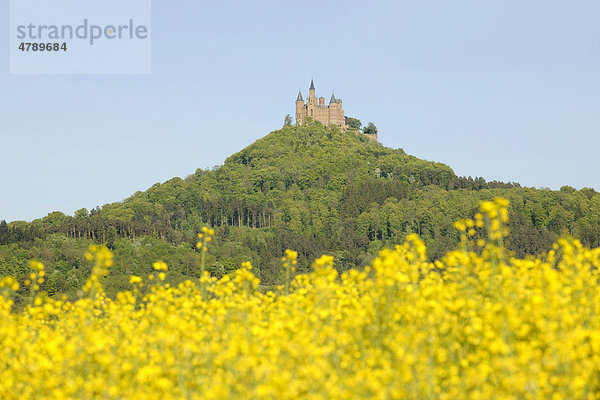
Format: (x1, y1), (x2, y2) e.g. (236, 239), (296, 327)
(296, 90), (303, 101)
(308, 79), (316, 103)
(330, 92), (336, 103)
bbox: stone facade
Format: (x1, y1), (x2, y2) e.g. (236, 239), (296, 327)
(363, 133), (378, 143)
(295, 80), (346, 131)
(294, 80), (379, 143)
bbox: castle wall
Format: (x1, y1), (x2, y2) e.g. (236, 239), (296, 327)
(364, 133), (378, 143)
(295, 83), (346, 131)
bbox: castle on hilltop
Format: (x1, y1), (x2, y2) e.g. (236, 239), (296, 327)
(295, 80), (378, 143)
(295, 80), (346, 131)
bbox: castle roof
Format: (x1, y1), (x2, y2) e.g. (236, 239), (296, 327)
(330, 93), (336, 103)
(310, 79), (315, 90)
(296, 90), (303, 101)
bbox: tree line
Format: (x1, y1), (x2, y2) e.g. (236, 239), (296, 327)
(1, 123), (598, 298)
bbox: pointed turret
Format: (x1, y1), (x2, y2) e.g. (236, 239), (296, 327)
(329, 93), (336, 104)
(309, 79), (316, 104)
(296, 89), (306, 126)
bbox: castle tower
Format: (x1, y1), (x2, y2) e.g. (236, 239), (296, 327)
(308, 79), (316, 104)
(295, 90), (304, 126)
(327, 92), (345, 130)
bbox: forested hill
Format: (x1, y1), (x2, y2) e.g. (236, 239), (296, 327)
(100, 122), (515, 234)
(1, 123), (599, 296)
(102, 123), (457, 225)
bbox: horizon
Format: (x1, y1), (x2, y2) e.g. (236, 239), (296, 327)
(1, 124), (579, 223)
(2, 0), (600, 222)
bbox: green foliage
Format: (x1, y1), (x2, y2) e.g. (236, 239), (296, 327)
(207, 261), (226, 279)
(345, 116), (362, 130)
(363, 122), (378, 135)
(106, 226), (117, 249)
(1, 124), (598, 297)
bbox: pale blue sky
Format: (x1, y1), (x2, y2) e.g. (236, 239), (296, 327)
(1, 0), (600, 222)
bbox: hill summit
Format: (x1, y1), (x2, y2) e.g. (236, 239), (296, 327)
(3, 123), (599, 293)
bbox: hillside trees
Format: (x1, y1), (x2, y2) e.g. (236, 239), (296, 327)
(1, 124), (599, 296)
(363, 122), (378, 135)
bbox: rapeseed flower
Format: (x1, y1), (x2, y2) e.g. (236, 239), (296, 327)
(0, 199), (599, 398)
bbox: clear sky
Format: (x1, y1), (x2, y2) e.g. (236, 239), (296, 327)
(1, 0), (599, 222)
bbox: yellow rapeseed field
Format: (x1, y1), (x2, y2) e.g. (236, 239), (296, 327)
(1, 198), (600, 399)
